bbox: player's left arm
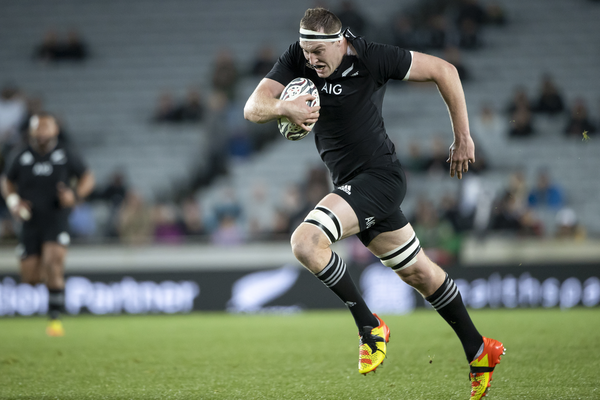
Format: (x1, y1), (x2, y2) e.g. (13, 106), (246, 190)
(57, 170), (95, 208)
(407, 51), (475, 180)
(75, 170), (95, 200)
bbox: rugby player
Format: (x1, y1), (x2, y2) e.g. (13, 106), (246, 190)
(244, 8), (504, 399)
(1, 113), (95, 336)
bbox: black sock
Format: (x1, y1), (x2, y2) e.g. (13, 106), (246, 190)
(48, 288), (65, 320)
(314, 252), (378, 329)
(426, 274), (483, 362)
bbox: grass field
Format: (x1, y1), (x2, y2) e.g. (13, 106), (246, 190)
(1, 309), (599, 399)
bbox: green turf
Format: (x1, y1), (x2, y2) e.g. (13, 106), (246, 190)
(0, 308), (599, 399)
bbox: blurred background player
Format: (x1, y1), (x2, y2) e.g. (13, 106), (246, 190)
(244, 8), (503, 399)
(1, 113), (95, 336)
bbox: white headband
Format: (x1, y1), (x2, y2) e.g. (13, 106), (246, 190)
(299, 28), (342, 42)
(29, 115), (40, 130)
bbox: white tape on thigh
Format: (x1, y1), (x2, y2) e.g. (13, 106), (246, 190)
(379, 233), (421, 271)
(303, 206), (343, 244)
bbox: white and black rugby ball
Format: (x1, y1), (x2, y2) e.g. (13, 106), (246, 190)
(277, 77), (320, 141)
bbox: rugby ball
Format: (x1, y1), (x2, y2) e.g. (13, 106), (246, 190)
(277, 78), (320, 141)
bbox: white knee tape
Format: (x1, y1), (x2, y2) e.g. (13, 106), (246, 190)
(379, 233), (421, 271)
(303, 206), (343, 244)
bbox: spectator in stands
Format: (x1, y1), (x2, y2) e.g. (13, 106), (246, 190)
(456, 0), (485, 49)
(118, 191), (153, 245)
(564, 97), (597, 138)
(68, 203), (96, 239)
(246, 181), (274, 241)
(34, 29), (89, 63)
(178, 87), (205, 122)
(425, 136), (449, 174)
(336, 1), (369, 36)
(152, 203), (185, 244)
(528, 169), (564, 210)
(228, 125), (253, 160)
(485, 2), (508, 26)
(518, 208), (544, 237)
(456, 0), (486, 28)
(153, 91), (183, 123)
(250, 45), (277, 77)
(286, 167), (330, 235)
(61, 30), (88, 61)
(270, 208), (293, 241)
(34, 30), (62, 62)
(426, 14), (448, 50)
(212, 186), (243, 228)
(211, 214), (244, 246)
(179, 196), (205, 238)
(440, 192), (472, 233)
(0, 84), (27, 156)
(93, 170), (128, 210)
(554, 207), (586, 240)
(489, 191), (522, 233)
(91, 170), (129, 237)
(534, 75), (565, 116)
(508, 106), (534, 138)
(489, 192), (543, 236)
(189, 91), (230, 189)
(211, 49), (239, 101)
(506, 169), (529, 211)
(458, 18), (482, 50)
(402, 140), (430, 173)
(411, 198), (461, 266)
(443, 46), (470, 82)
(277, 184), (305, 236)
(391, 15), (422, 51)
(505, 86), (532, 115)
(471, 103), (506, 149)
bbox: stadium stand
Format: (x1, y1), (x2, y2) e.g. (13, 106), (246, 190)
(1, 0), (599, 240)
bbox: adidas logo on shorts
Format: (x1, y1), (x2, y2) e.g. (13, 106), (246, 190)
(337, 185), (351, 195)
(365, 216), (376, 229)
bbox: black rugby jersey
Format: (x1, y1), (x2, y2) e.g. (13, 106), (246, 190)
(266, 29), (412, 186)
(5, 142), (87, 222)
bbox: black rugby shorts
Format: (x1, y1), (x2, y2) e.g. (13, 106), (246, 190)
(332, 160), (409, 246)
(17, 214), (70, 259)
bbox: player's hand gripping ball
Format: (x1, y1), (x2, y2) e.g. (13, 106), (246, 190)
(277, 78), (320, 141)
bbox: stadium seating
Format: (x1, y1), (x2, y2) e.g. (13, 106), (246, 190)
(1, 0), (599, 236)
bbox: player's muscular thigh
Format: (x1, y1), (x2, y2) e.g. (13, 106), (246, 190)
(291, 193), (359, 272)
(317, 193), (360, 239)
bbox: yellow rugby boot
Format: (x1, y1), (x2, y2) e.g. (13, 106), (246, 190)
(46, 319), (65, 337)
(358, 314), (390, 375)
(469, 337), (505, 399)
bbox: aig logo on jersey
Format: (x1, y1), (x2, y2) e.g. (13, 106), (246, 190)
(322, 83), (342, 95)
(32, 162), (53, 176)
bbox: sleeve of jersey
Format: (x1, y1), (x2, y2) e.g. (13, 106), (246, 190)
(265, 43), (303, 87)
(363, 42), (413, 86)
(4, 150), (21, 182)
(66, 148), (88, 178)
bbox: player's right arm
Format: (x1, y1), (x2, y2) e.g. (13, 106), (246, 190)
(243, 78), (320, 131)
(1, 175), (31, 221)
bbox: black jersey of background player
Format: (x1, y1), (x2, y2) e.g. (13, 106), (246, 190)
(266, 29), (412, 186)
(5, 142), (87, 223)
